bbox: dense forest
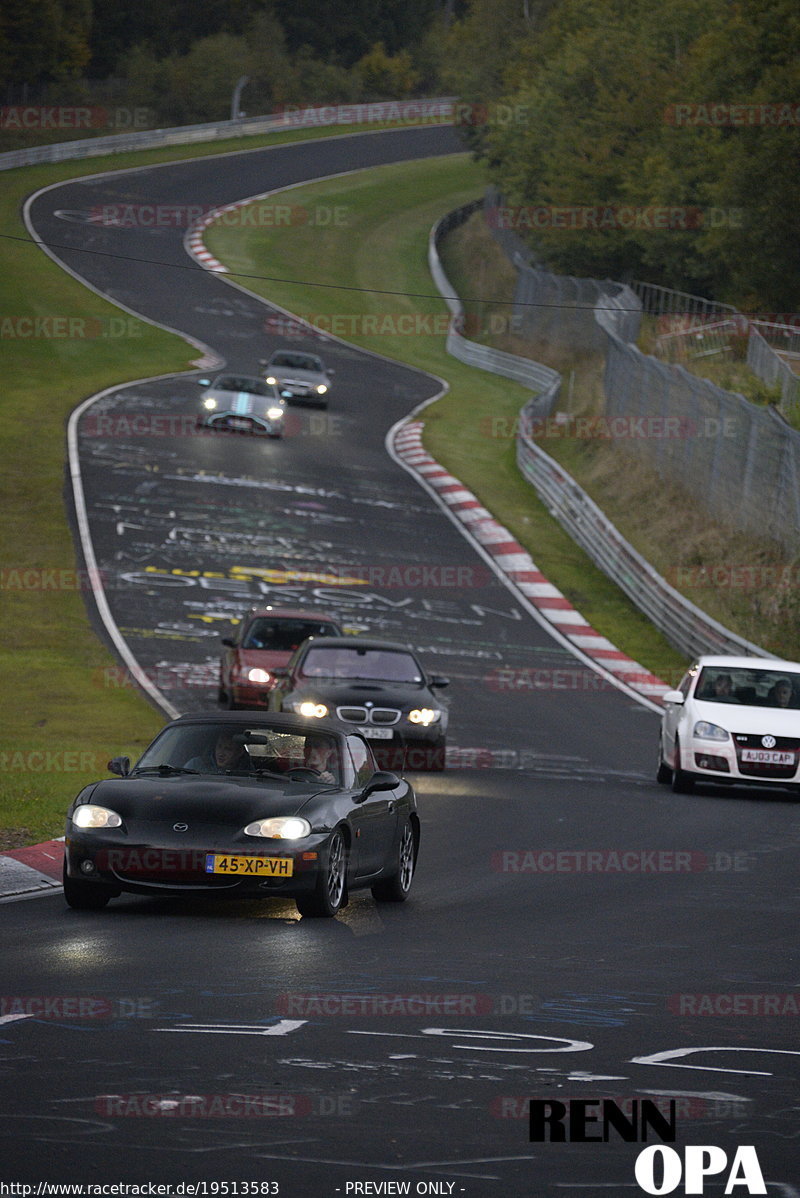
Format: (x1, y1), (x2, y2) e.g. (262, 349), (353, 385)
(1, 0), (796, 308)
(442, 0), (800, 309)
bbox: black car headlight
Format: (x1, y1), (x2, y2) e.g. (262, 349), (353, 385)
(408, 708), (441, 726)
(72, 804), (122, 829)
(292, 700), (329, 718)
(244, 817), (311, 839)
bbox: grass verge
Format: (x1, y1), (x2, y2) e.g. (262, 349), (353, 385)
(205, 158), (688, 685)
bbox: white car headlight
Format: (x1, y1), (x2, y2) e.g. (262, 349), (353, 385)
(294, 701), (329, 718)
(408, 708), (441, 726)
(266, 375), (277, 385)
(267, 406), (284, 420)
(203, 397), (217, 410)
(72, 804), (122, 829)
(316, 384), (328, 395)
(693, 721), (730, 741)
(244, 817), (311, 839)
(247, 668), (270, 684)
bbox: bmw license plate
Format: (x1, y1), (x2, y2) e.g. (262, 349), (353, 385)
(357, 727), (393, 739)
(741, 748), (795, 766)
(205, 854), (293, 876)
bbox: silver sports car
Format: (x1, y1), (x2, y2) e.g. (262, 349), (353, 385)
(197, 374), (286, 436)
(262, 350), (333, 407)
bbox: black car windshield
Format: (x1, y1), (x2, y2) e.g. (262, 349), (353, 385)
(299, 646), (423, 683)
(270, 353), (322, 372)
(134, 724), (342, 783)
(695, 666), (800, 707)
(213, 376), (272, 397)
(242, 619), (337, 651)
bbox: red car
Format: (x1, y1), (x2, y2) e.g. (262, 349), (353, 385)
(219, 609), (343, 709)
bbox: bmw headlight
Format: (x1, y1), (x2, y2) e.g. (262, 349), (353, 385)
(247, 668), (270, 684)
(203, 397), (217, 410)
(294, 701), (328, 718)
(244, 817), (311, 839)
(316, 384), (328, 395)
(267, 406), (284, 420)
(72, 805), (122, 829)
(693, 721), (730, 741)
(408, 708), (441, 726)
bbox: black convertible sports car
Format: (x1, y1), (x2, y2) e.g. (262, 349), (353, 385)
(268, 637), (449, 770)
(63, 712), (419, 917)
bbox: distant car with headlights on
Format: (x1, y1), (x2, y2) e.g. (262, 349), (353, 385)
(657, 654), (800, 795)
(269, 637), (449, 770)
(196, 373), (286, 436)
(63, 712), (419, 917)
(219, 608), (343, 709)
(261, 350), (333, 407)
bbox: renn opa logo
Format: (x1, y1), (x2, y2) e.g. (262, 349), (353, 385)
(529, 1099), (766, 1194)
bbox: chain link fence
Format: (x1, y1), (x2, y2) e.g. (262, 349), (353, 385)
(481, 192), (800, 552)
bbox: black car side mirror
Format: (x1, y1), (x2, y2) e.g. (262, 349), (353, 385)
(271, 666), (290, 678)
(108, 756), (130, 777)
(430, 675), (450, 688)
(221, 637), (235, 647)
(357, 770), (401, 800)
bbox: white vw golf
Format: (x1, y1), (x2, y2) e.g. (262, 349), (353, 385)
(657, 655), (800, 795)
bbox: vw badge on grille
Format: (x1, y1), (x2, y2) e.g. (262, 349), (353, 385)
(761, 735), (777, 749)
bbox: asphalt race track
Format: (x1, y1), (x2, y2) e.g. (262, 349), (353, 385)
(1, 125), (798, 1196)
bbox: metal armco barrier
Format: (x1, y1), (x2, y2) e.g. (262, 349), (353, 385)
(429, 204), (561, 419)
(515, 399), (770, 660)
(430, 202), (774, 659)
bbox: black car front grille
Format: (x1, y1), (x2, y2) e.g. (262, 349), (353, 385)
(733, 734), (800, 778)
(336, 706), (401, 725)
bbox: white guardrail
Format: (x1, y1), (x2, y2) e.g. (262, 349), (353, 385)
(0, 99), (458, 171)
(429, 203), (771, 661)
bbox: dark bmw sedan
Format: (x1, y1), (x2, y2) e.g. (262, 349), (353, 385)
(268, 637), (449, 770)
(63, 713), (419, 917)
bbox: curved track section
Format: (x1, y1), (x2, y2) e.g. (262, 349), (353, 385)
(7, 125), (796, 1194)
(27, 125), (654, 764)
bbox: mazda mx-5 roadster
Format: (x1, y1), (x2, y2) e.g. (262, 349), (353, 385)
(64, 712), (419, 917)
